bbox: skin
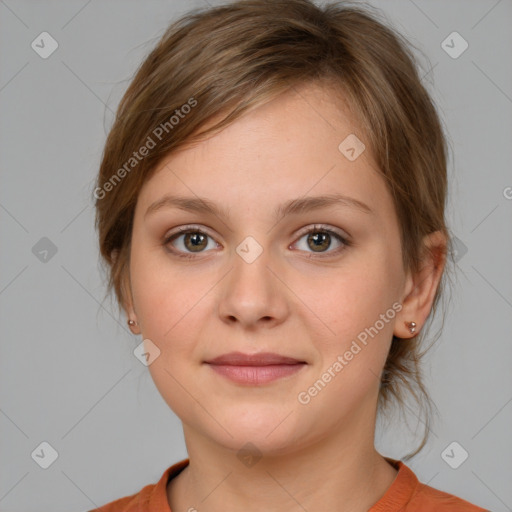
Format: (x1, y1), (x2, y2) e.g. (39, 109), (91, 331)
(123, 81), (446, 512)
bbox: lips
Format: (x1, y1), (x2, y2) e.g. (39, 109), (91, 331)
(205, 351), (306, 366)
(204, 351), (307, 385)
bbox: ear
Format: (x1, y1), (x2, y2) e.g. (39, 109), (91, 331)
(111, 249), (141, 334)
(393, 230), (447, 338)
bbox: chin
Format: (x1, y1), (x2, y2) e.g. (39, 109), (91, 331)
(203, 407), (310, 455)
(217, 430), (299, 458)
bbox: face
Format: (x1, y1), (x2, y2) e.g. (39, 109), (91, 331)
(126, 82), (411, 455)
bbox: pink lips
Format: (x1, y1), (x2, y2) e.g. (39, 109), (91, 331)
(205, 351), (306, 385)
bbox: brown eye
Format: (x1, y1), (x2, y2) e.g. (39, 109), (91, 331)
(183, 232), (208, 252)
(307, 231), (332, 252)
(293, 225), (350, 257)
(164, 228), (218, 258)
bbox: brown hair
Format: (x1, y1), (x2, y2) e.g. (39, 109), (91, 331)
(94, 0), (454, 459)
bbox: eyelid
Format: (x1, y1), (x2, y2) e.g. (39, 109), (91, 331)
(164, 224), (217, 240)
(164, 223), (350, 241)
(293, 223), (350, 241)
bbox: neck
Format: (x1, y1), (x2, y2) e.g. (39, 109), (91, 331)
(167, 416), (398, 512)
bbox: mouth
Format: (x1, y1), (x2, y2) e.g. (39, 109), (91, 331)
(204, 352), (307, 385)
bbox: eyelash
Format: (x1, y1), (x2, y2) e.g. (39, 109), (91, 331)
(163, 224), (351, 260)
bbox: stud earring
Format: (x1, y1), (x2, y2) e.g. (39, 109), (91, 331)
(127, 319), (138, 327)
(406, 321), (417, 334)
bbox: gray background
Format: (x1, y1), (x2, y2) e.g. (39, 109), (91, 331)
(1, 0), (511, 510)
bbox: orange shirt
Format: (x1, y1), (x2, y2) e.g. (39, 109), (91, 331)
(92, 458), (487, 511)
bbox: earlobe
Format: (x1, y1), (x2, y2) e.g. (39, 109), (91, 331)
(113, 249), (141, 335)
(394, 230), (447, 339)
(127, 318), (140, 334)
(125, 296), (141, 335)
(123, 286), (140, 335)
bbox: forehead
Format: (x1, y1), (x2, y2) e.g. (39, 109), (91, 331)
(136, 82), (394, 222)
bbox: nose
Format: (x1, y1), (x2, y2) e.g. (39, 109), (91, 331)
(217, 244), (290, 330)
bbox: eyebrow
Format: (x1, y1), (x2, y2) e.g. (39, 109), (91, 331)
(144, 192), (374, 220)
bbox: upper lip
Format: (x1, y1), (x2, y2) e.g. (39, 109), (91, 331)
(205, 352), (306, 366)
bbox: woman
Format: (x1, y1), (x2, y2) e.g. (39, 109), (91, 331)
(92, 0), (487, 510)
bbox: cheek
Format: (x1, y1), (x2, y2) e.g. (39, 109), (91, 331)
(129, 254), (209, 417)
(130, 238), (192, 330)
(301, 260), (400, 407)
(129, 245), (221, 370)
(300, 259), (399, 343)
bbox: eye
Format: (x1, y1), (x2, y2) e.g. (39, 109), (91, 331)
(292, 224), (350, 257)
(163, 224), (351, 260)
(163, 226), (219, 259)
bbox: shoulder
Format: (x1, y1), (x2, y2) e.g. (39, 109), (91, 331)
(400, 462), (488, 511)
(88, 459), (189, 512)
(408, 481), (489, 511)
(373, 458), (488, 512)
(88, 482), (154, 512)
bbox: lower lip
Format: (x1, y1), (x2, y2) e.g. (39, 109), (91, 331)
(206, 363), (306, 385)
